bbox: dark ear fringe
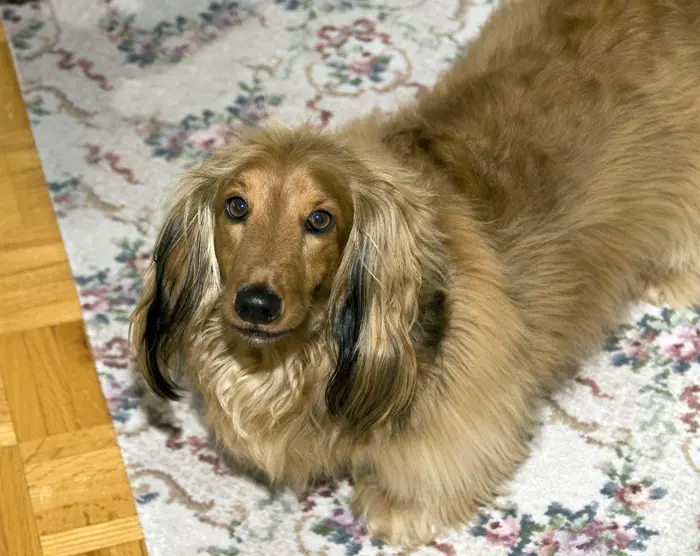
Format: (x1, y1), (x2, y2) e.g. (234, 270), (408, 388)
(326, 239), (420, 432)
(142, 216), (185, 400)
(326, 258), (364, 416)
(325, 173), (448, 431)
(135, 198), (214, 400)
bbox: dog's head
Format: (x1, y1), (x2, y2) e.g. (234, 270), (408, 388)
(131, 125), (447, 431)
(212, 137), (355, 347)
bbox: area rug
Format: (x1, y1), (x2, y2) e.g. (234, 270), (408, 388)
(3, 1), (699, 554)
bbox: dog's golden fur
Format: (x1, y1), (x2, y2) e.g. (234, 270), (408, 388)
(131, 0), (700, 546)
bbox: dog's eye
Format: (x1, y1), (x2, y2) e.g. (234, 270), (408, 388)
(305, 210), (334, 234)
(225, 196), (249, 221)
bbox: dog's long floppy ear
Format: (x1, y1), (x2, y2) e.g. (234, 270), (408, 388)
(326, 169), (447, 431)
(129, 169), (222, 400)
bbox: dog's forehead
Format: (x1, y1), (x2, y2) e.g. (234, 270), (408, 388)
(229, 157), (348, 203)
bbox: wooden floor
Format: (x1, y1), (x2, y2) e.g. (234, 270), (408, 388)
(0, 24), (147, 556)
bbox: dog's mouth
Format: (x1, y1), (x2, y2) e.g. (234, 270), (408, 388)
(232, 325), (292, 345)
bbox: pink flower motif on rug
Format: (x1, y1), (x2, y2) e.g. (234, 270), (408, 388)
(656, 325), (700, 363)
(484, 516), (520, 547)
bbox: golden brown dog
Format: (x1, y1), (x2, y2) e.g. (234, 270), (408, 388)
(131, 0), (700, 546)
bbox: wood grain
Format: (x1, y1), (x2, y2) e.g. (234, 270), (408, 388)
(0, 24), (30, 135)
(25, 444), (137, 536)
(20, 425), (117, 465)
(78, 540), (148, 556)
(0, 323), (112, 442)
(0, 373), (17, 447)
(40, 517), (143, 556)
(0, 19), (146, 556)
(0, 168), (82, 333)
(0, 447), (43, 556)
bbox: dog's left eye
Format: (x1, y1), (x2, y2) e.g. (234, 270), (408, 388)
(225, 196), (249, 221)
(305, 210), (334, 234)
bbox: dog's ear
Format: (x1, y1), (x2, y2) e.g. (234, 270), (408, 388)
(130, 171), (221, 400)
(326, 172), (447, 431)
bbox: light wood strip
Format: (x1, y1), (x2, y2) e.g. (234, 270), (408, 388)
(24, 445), (136, 537)
(0, 446), (43, 556)
(0, 281), (83, 335)
(0, 423), (16, 448)
(0, 26), (31, 135)
(0, 151), (23, 239)
(20, 426), (140, 538)
(40, 516), (143, 556)
(20, 425), (116, 465)
(78, 539), (148, 556)
(0, 373), (17, 447)
(0, 242), (74, 280)
(6, 141), (43, 174)
(0, 168), (64, 249)
(0, 168), (81, 334)
(0, 127), (35, 152)
(1, 322), (111, 443)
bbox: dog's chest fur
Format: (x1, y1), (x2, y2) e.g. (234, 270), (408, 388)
(188, 319), (349, 483)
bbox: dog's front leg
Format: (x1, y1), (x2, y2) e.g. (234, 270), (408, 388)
(350, 399), (533, 547)
(350, 474), (448, 547)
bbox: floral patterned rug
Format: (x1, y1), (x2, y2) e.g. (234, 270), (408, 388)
(3, 1), (700, 554)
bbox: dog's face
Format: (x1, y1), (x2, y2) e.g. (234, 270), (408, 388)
(213, 160), (353, 345)
(130, 125), (448, 431)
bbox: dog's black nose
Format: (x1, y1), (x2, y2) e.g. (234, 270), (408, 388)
(234, 285), (282, 325)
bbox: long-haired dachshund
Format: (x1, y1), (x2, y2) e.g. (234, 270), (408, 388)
(131, 0), (700, 546)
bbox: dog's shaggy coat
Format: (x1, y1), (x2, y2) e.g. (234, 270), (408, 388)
(131, 0), (700, 545)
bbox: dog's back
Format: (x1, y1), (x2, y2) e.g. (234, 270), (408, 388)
(381, 0), (700, 373)
(403, 0), (700, 219)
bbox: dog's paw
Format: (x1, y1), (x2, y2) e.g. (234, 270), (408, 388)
(643, 271), (700, 309)
(351, 482), (442, 548)
(643, 284), (676, 308)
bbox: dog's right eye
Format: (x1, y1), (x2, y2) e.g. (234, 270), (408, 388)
(225, 196), (249, 221)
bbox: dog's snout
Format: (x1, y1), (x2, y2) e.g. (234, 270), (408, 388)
(234, 285), (282, 325)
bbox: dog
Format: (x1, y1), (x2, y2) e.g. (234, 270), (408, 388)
(130, 0), (700, 546)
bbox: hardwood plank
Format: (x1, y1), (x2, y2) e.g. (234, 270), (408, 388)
(0, 446), (43, 556)
(0, 322), (111, 442)
(20, 425), (116, 465)
(79, 540), (148, 556)
(0, 331), (48, 441)
(20, 427), (137, 537)
(25, 444), (137, 537)
(0, 153), (23, 236)
(24, 445), (125, 500)
(0, 127), (35, 153)
(0, 242), (71, 279)
(40, 516), (143, 556)
(14, 167), (59, 220)
(6, 168), (65, 246)
(0, 155), (79, 335)
(6, 143), (43, 175)
(0, 33), (31, 135)
(0, 373), (17, 448)
(0, 281), (82, 334)
(0, 170), (64, 253)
